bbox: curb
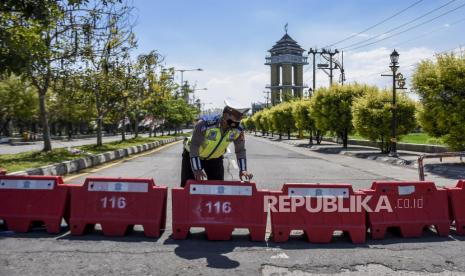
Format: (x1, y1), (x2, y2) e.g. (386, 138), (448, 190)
(322, 137), (449, 154)
(264, 135), (416, 167)
(7, 136), (185, 176)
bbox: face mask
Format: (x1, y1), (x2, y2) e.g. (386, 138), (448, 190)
(226, 119), (240, 128)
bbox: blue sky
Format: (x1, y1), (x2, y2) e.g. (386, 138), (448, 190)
(132, 0), (465, 108)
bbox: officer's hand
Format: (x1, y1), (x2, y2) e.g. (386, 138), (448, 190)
(239, 171), (253, 182)
(193, 169), (207, 181)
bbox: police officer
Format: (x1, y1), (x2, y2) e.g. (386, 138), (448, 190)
(181, 98), (253, 187)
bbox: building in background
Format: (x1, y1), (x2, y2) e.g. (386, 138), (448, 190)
(265, 29), (308, 105)
(251, 102), (267, 114)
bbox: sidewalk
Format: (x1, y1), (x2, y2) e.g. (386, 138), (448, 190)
(0, 130), (190, 155)
(0, 134), (144, 155)
(254, 133), (465, 180)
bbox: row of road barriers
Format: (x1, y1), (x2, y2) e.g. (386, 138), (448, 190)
(0, 174), (464, 243)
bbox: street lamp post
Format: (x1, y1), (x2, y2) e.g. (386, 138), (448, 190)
(175, 68), (203, 100)
(381, 49), (406, 157)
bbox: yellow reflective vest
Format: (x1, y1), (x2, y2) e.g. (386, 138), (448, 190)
(185, 126), (242, 160)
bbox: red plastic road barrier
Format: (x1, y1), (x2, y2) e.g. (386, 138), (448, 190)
(172, 180), (268, 241)
(69, 177), (167, 237)
(0, 175), (68, 233)
(447, 180), (465, 235)
(270, 183), (366, 243)
(363, 181), (450, 239)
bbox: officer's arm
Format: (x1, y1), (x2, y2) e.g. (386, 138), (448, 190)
(189, 121), (205, 171)
(234, 131), (247, 172)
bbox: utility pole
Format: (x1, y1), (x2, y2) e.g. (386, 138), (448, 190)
(325, 49), (339, 86)
(341, 50), (345, 85)
(308, 48), (322, 91)
(263, 90), (271, 108)
(309, 48), (343, 88)
(308, 48), (345, 88)
(175, 68), (203, 102)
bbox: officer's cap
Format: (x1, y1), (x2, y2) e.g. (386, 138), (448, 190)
(224, 97), (250, 115)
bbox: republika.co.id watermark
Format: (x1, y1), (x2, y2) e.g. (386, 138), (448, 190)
(265, 195), (424, 213)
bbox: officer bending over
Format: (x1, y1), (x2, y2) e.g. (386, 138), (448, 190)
(181, 99), (253, 187)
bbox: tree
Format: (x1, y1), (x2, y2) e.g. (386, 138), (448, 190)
(352, 88), (417, 153)
(241, 117), (254, 132)
(0, 0), (53, 75)
(260, 109), (272, 136)
(165, 98), (198, 134)
(251, 111), (264, 135)
(310, 84), (368, 148)
(80, 0), (136, 146)
(0, 75), (38, 136)
(1, 1), (85, 151)
(292, 99), (317, 144)
(412, 52), (465, 150)
(144, 66), (178, 136)
(270, 102), (295, 139)
(48, 71), (95, 138)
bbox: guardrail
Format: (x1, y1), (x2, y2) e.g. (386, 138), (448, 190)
(418, 152), (465, 181)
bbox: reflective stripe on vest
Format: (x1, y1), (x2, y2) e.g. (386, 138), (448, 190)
(185, 127), (241, 160)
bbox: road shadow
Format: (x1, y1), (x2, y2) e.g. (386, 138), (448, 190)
(310, 145), (382, 155)
(268, 231), (370, 250)
(423, 163), (465, 180)
(0, 223), (162, 242)
(0, 224), (69, 240)
(165, 231), (259, 269)
(164, 229), (372, 269)
(366, 227), (456, 245)
(57, 225), (163, 242)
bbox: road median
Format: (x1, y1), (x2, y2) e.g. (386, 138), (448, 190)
(3, 136), (186, 176)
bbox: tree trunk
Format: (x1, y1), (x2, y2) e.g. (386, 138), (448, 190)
(342, 129), (348, 148)
(316, 130), (322, 144)
(96, 116), (103, 147)
(134, 117), (139, 138)
(121, 123), (126, 141)
(287, 129), (291, 140)
(380, 136), (384, 153)
(279, 133), (282, 140)
(309, 129), (313, 145)
(67, 122), (73, 140)
(38, 90), (52, 151)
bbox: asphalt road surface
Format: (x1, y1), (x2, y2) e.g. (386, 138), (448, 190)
(1, 135), (464, 275)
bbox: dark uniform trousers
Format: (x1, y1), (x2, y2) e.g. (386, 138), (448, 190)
(181, 149), (224, 187)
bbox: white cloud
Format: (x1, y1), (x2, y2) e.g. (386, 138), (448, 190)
(344, 47), (435, 89)
(378, 33), (389, 39)
(174, 46), (437, 109)
(198, 70), (268, 108)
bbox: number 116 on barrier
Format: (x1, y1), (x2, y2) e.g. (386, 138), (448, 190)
(205, 201), (232, 214)
(100, 196), (127, 209)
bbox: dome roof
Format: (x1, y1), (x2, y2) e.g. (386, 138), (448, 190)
(269, 33), (305, 56)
